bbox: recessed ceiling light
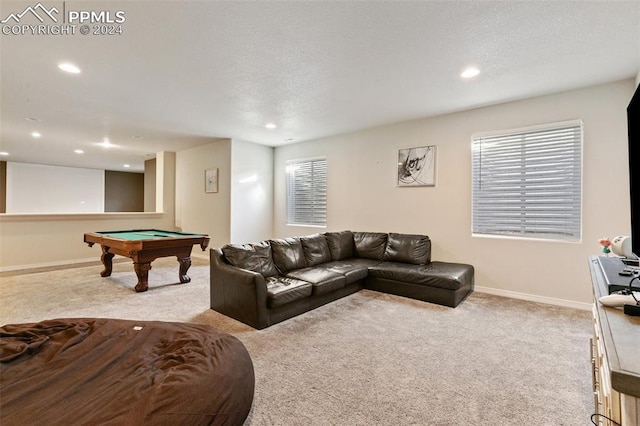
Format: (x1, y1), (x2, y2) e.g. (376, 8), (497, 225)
(132, 135), (144, 139)
(74, 149), (84, 154)
(58, 62), (81, 74)
(461, 67), (480, 79)
(25, 117), (41, 122)
(31, 131), (41, 138)
(284, 138), (295, 142)
(0, 152), (9, 156)
(123, 164), (130, 168)
(265, 123), (277, 129)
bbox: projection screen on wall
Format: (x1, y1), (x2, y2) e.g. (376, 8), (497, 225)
(6, 162), (105, 213)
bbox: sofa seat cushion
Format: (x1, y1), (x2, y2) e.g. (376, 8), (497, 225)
(266, 276), (313, 308)
(322, 260), (370, 284)
(332, 258), (383, 268)
(367, 261), (474, 291)
(285, 268), (346, 296)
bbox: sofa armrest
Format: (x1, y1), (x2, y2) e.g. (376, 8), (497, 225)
(210, 248), (269, 329)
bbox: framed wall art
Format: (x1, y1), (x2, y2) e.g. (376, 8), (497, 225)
(397, 145), (436, 187)
(205, 168), (218, 193)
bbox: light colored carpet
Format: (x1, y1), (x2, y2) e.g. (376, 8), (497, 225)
(0, 258), (593, 425)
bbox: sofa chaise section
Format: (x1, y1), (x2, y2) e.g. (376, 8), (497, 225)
(366, 261), (474, 308)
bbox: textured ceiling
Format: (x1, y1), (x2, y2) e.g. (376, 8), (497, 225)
(1, 0), (639, 172)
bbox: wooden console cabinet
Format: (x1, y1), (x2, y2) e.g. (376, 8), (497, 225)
(589, 256), (640, 426)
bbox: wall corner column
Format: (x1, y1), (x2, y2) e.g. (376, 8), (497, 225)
(155, 151), (176, 229)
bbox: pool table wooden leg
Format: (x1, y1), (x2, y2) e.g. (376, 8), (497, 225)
(133, 262), (152, 292)
(178, 256), (192, 283)
(100, 247), (114, 277)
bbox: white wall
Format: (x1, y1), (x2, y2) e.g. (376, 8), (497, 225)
(273, 79), (635, 305)
(144, 158), (156, 212)
(155, 152), (176, 215)
(175, 139), (232, 251)
(0, 213), (172, 270)
(6, 162), (104, 213)
(230, 140), (274, 243)
(0, 155), (177, 270)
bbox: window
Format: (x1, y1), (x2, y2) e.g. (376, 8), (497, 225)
(286, 158), (327, 226)
(472, 120), (582, 241)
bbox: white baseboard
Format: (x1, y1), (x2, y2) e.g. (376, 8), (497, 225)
(475, 286), (591, 311)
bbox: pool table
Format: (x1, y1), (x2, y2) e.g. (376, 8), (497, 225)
(84, 229), (210, 292)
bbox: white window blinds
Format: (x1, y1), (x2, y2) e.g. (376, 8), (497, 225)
(286, 158), (327, 226)
(472, 121), (582, 241)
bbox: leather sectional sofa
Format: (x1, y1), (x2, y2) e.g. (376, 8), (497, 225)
(210, 231), (474, 329)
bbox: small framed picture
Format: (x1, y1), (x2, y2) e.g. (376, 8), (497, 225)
(397, 145), (436, 187)
(205, 168), (218, 193)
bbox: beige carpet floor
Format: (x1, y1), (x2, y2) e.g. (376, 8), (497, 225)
(0, 257), (593, 425)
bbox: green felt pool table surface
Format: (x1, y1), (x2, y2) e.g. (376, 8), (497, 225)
(95, 229), (206, 240)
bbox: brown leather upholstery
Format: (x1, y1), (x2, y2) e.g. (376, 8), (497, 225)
(270, 237), (308, 273)
(325, 231), (355, 260)
(367, 261), (473, 290)
(212, 232), (474, 329)
(353, 232), (388, 260)
(300, 234), (332, 266)
(323, 260), (372, 284)
(266, 276), (313, 308)
(286, 267), (346, 295)
(222, 241), (278, 277)
(384, 233), (431, 265)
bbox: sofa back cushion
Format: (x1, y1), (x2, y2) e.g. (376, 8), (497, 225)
(353, 232), (388, 260)
(221, 241), (279, 277)
(324, 231), (354, 261)
(270, 237), (308, 273)
(384, 233), (431, 265)
(300, 234), (332, 266)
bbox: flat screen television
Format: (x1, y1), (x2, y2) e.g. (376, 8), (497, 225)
(627, 83), (639, 261)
